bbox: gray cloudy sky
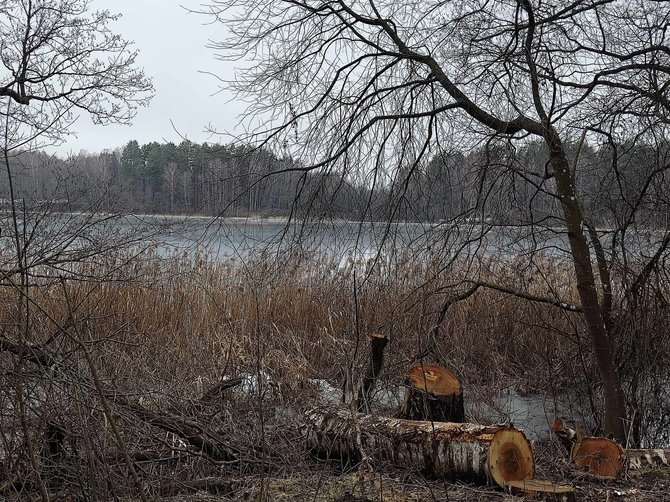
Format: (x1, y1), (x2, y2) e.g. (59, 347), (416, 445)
(54, 0), (242, 156)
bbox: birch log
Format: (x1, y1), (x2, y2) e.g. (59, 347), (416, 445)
(304, 406), (534, 487)
(626, 448), (670, 469)
(551, 418), (625, 478)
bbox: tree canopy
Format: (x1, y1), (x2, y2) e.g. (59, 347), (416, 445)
(206, 0), (670, 442)
(0, 0), (153, 149)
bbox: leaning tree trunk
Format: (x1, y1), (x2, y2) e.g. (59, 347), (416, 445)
(547, 128), (627, 443)
(400, 363), (464, 423)
(304, 406), (534, 487)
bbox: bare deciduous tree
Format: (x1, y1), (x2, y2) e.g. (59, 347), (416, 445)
(206, 0), (670, 442)
(0, 1), (152, 499)
(0, 0), (152, 147)
(1, 0), (153, 276)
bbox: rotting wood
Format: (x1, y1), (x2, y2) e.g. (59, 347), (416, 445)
(304, 405), (533, 486)
(400, 363), (464, 423)
(505, 479), (575, 501)
(356, 332), (389, 413)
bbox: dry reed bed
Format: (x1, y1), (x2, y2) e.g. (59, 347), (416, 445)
(2, 250), (589, 401)
(2, 249), (670, 498)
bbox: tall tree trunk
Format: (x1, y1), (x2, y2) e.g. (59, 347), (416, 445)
(546, 128), (626, 442)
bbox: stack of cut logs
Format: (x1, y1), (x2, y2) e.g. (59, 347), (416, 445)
(305, 333), (670, 499)
(304, 333), (576, 500)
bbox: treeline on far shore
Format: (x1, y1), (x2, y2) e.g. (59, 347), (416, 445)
(1, 138), (669, 227)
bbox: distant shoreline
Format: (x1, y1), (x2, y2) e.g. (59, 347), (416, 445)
(3, 208), (668, 234)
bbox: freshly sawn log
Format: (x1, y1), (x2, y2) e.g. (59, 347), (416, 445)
(400, 363), (465, 423)
(626, 448), (670, 469)
(304, 406), (534, 487)
(572, 437), (624, 478)
(505, 479), (576, 501)
(551, 418), (624, 478)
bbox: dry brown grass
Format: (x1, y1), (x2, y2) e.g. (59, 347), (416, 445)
(1, 247), (668, 499)
(6, 249), (586, 394)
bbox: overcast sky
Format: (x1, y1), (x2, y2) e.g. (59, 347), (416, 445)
(52, 0), (243, 157)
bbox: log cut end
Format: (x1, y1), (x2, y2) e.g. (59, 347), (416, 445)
(572, 437), (624, 478)
(505, 479), (575, 501)
(487, 428), (534, 488)
(406, 364), (461, 395)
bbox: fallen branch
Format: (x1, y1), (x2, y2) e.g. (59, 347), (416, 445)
(462, 280), (583, 313)
(105, 449), (188, 466)
(121, 401), (238, 463)
(199, 377), (244, 403)
(0, 335), (239, 463)
(156, 477), (239, 497)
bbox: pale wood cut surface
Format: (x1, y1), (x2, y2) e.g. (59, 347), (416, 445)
(506, 479), (576, 502)
(572, 437), (624, 478)
(406, 364), (461, 395)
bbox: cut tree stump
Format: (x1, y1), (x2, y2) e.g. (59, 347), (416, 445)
(304, 406), (534, 486)
(400, 363), (464, 423)
(572, 437), (624, 478)
(551, 418), (624, 478)
(505, 479), (575, 501)
(356, 332), (389, 413)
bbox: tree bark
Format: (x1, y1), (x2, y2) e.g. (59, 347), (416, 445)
(546, 128), (627, 443)
(356, 332), (388, 413)
(626, 449), (670, 470)
(304, 406), (534, 487)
